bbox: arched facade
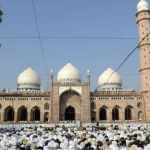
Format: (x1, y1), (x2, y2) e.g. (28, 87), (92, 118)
(59, 90), (81, 121)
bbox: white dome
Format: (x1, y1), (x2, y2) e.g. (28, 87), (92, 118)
(17, 67), (41, 90)
(137, 0), (149, 12)
(57, 63), (82, 83)
(98, 68), (122, 89)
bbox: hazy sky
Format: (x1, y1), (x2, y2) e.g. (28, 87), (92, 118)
(0, 0), (144, 91)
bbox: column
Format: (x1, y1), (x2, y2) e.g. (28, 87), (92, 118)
(107, 109), (112, 122)
(27, 110), (31, 123)
(40, 111), (44, 123)
(96, 108), (99, 123)
(14, 111), (17, 123)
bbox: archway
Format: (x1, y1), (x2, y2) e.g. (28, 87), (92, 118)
(4, 106), (14, 121)
(31, 107), (40, 121)
(112, 108), (119, 120)
(65, 106), (75, 120)
(20, 109), (27, 121)
(138, 111), (142, 121)
(100, 108), (107, 120)
(44, 112), (49, 122)
(18, 107), (27, 121)
(125, 106), (132, 120)
(60, 90), (80, 121)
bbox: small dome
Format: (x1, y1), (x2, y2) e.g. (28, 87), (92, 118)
(137, 0), (149, 12)
(98, 68), (122, 90)
(57, 63), (82, 83)
(17, 67), (41, 90)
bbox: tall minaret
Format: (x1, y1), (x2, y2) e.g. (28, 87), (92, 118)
(136, 0), (150, 92)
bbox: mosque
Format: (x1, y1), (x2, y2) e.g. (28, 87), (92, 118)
(0, 0), (149, 124)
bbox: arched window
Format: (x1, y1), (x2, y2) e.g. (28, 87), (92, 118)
(112, 108), (119, 120)
(44, 103), (49, 110)
(137, 102), (142, 108)
(100, 108), (107, 121)
(138, 111), (142, 121)
(125, 106), (132, 120)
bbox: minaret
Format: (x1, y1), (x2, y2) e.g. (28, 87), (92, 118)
(136, 0), (150, 92)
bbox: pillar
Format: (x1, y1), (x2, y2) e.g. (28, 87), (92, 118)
(50, 70), (53, 123)
(27, 110), (31, 123)
(14, 111), (17, 123)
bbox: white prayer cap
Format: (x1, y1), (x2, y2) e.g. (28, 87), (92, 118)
(112, 141), (117, 145)
(137, 148), (143, 150)
(132, 145), (138, 149)
(121, 148), (128, 150)
(137, 136), (141, 141)
(129, 147), (136, 150)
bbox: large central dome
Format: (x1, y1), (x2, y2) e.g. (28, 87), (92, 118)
(57, 63), (82, 83)
(98, 68), (122, 90)
(17, 67), (41, 90)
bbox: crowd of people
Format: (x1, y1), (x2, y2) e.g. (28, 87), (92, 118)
(0, 123), (150, 150)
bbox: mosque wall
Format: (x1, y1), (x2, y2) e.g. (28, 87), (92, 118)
(0, 95), (50, 123)
(91, 93), (145, 123)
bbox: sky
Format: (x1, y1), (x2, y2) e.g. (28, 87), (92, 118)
(0, 0), (145, 91)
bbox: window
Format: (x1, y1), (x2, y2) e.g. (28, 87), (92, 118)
(137, 102), (142, 107)
(0, 104), (2, 109)
(44, 103), (49, 110)
(147, 83), (148, 86)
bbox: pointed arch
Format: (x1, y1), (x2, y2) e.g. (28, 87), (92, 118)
(4, 106), (14, 121)
(125, 106), (132, 120)
(17, 106), (27, 121)
(100, 107), (107, 121)
(65, 106), (75, 120)
(60, 89), (81, 98)
(31, 106), (40, 121)
(112, 107), (119, 120)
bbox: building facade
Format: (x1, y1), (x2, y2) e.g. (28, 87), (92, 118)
(0, 0), (149, 124)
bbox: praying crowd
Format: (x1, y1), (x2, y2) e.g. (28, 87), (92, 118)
(0, 124), (150, 150)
